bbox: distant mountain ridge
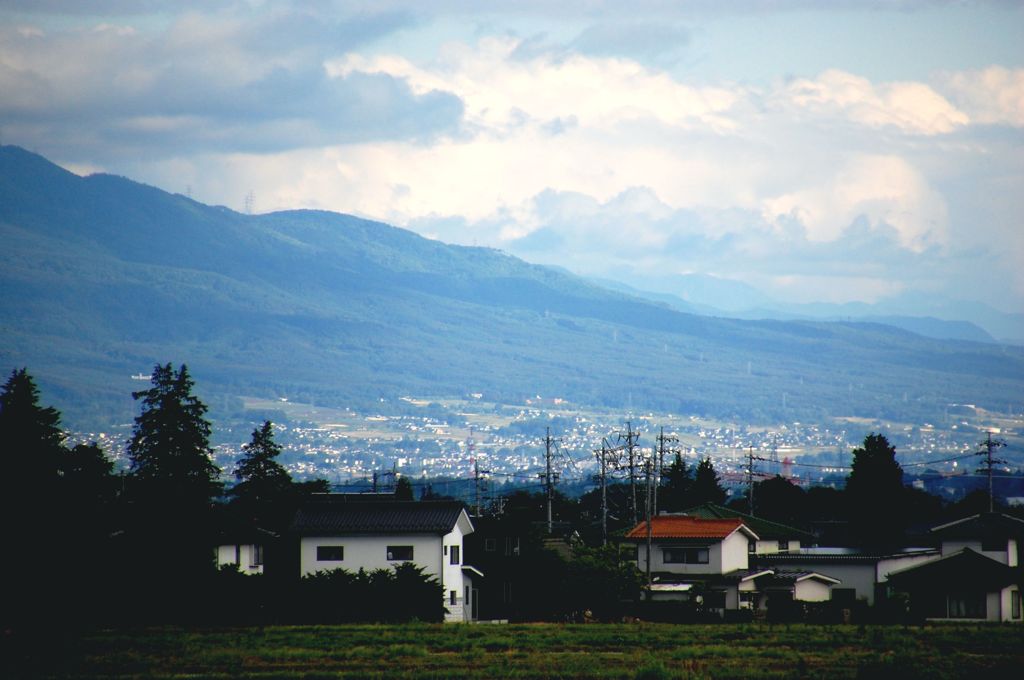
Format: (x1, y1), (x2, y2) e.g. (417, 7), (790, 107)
(2, 145), (1022, 429)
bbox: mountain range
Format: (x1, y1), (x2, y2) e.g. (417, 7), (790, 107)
(1, 145), (1022, 430)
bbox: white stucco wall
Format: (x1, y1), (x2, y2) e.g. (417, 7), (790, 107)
(754, 539), (801, 555)
(641, 530), (750, 575)
(216, 543), (263, 575)
(794, 578), (831, 602)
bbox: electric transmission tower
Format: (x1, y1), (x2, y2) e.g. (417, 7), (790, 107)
(975, 431), (1007, 512)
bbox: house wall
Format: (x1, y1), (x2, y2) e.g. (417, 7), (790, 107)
(940, 539), (1015, 566)
(754, 539), (801, 555)
(998, 585), (1021, 623)
(216, 543), (263, 575)
(721, 532), (750, 573)
(794, 579), (831, 602)
(300, 534), (444, 578)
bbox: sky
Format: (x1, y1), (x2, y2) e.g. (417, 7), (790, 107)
(1, 0), (1022, 314)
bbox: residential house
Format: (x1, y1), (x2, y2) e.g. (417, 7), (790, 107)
(885, 513), (1024, 622)
(290, 497), (483, 622)
(679, 503), (816, 555)
(753, 547), (938, 606)
(625, 516), (838, 614)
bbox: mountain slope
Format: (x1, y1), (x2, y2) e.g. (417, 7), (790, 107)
(2, 145), (1022, 428)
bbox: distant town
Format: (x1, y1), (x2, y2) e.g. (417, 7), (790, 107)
(69, 394), (1024, 507)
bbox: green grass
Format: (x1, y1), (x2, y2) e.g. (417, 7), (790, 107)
(10, 623), (1024, 680)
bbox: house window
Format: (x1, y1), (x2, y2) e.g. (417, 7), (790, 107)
(317, 545), (344, 561)
(505, 536), (520, 556)
(450, 545), (460, 565)
(484, 538), (496, 552)
(662, 547), (709, 564)
(450, 590), (457, 605)
(981, 538), (1005, 552)
(748, 540), (756, 554)
(387, 545), (414, 561)
(1012, 590), (1021, 620)
(831, 588), (856, 605)
(234, 544), (241, 564)
(947, 592), (986, 619)
(777, 540), (790, 552)
(465, 585), (471, 605)
(251, 544), (264, 567)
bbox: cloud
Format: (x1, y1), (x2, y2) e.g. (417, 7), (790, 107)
(778, 69), (968, 135)
(939, 66), (1024, 127)
(761, 154), (949, 251)
(0, 8), (453, 159)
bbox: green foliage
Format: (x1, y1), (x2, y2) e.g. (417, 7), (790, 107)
(847, 433), (905, 549)
(0, 367), (64, 494)
(3, 146), (1023, 430)
(394, 476), (414, 500)
(295, 564), (444, 623)
(128, 363), (222, 507)
(690, 456), (727, 506)
(659, 452), (692, 512)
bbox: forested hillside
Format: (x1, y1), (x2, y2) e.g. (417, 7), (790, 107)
(1, 145), (1022, 428)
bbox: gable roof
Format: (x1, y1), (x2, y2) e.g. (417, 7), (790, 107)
(930, 513), (1024, 542)
(886, 548), (1021, 591)
(680, 503), (816, 542)
(625, 517), (758, 541)
(291, 499), (468, 536)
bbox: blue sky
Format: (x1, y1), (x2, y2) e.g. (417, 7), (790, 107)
(1, 1), (1021, 314)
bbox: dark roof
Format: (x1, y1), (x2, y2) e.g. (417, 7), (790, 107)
(754, 547), (939, 566)
(291, 499), (466, 535)
(680, 503), (816, 542)
(930, 513), (1024, 542)
(887, 548), (1022, 591)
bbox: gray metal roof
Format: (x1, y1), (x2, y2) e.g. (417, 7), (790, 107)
(291, 499), (466, 535)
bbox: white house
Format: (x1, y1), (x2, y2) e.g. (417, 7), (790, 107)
(290, 498), (482, 622)
(884, 513), (1024, 622)
(625, 516), (839, 613)
(680, 503), (815, 555)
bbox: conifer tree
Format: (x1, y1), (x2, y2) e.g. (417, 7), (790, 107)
(0, 368), (64, 496)
(690, 456), (727, 505)
(659, 452), (692, 512)
(233, 420), (292, 505)
(846, 432), (906, 548)
(128, 363), (222, 507)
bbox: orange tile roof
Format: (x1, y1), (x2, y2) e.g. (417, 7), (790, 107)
(625, 516), (746, 540)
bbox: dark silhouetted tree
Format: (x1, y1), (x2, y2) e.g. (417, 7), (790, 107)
(233, 421), (291, 507)
(846, 433), (905, 549)
(659, 452), (692, 512)
(689, 457), (727, 506)
(0, 368), (63, 497)
(751, 475), (807, 526)
(394, 476), (414, 500)
(126, 363), (222, 612)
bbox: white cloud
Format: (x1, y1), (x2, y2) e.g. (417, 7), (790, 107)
(940, 66), (1024, 127)
(762, 154), (948, 252)
(779, 69), (968, 135)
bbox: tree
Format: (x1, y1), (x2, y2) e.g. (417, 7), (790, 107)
(0, 368), (64, 498)
(128, 363), (222, 507)
(394, 476), (414, 500)
(659, 452), (692, 512)
(846, 433), (905, 549)
(126, 363), (222, 599)
(689, 457), (727, 506)
(233, 421), (292, 506)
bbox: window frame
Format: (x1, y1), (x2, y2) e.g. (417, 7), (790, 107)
(662, 546), (710, 564)
(450, 545), (460, 565)
(316, 545), (344, 562)
(387, 545), (414, 561)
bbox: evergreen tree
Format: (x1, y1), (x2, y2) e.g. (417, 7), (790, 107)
(128, 363), (222, 507)
(0, 368), (64, 497)
(233, 421), (292, 506)
(126, 363), (222, 603)
(659, 453), (692, 512)
(846, 433), (905, 549)
(394, 476), (414, 500)
(689, 457), (727, 506)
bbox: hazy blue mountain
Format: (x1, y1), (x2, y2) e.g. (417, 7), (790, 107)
(2, 145), (1022, 429)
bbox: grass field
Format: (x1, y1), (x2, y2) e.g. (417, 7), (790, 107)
(15, 622), (1024, 679)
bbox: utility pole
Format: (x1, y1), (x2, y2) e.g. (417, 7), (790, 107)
(644, 456), (654, 598)
(538, 427), (560, 534)
(618, 421), (641, 525)
(594, 438), (622, 546)
(975, 431), (1007, 512)
(372, 470), (378, 493)
(747, 446), (756, 516)
(473, 459), (490, 517)
(653, 427), (678, 517)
